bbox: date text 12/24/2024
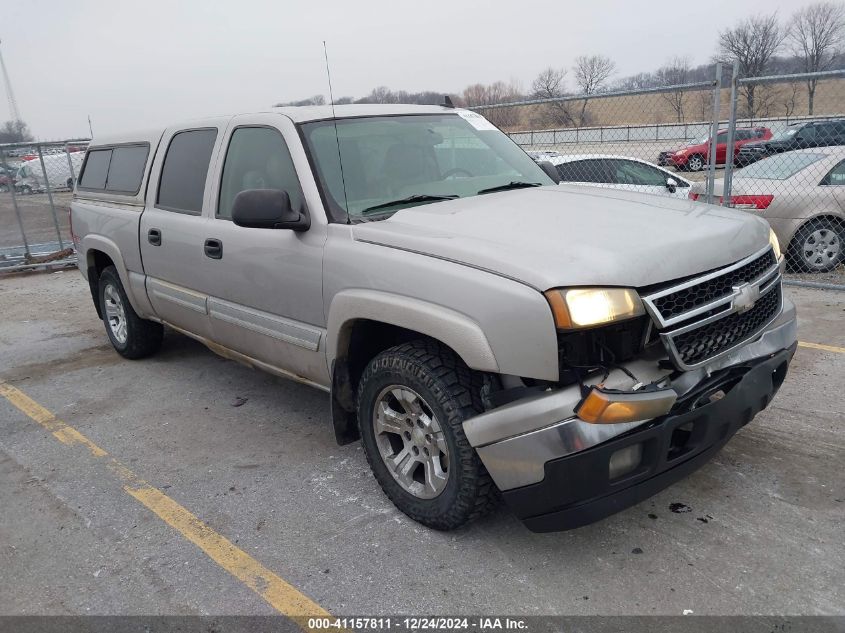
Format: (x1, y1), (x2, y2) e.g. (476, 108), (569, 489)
(306, 618), (529, 630)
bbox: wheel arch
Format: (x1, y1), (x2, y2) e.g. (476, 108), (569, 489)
(82, 235), (145, 318)
(326, 290), (499, 445)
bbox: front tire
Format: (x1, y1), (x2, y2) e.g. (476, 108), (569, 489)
(357, 340), (498, 530)
(686, 154), (705, 172)
(98, 266), (163, 359)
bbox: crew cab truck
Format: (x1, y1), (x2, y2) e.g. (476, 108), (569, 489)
(71, 105), (797, 532)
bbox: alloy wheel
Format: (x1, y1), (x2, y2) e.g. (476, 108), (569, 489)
(103, 283), (128, 345)
(372, 385), (449, 499)
(802, 228), (841, 271)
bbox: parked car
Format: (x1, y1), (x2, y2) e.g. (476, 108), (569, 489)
(690, 147), (845, 272)
(15, 151), (85, 193)
(526, 150), (563, 162)
(662, 127), (772, 171)
(542, 154), (692, 199)
(71, 104), (796, 532)
(736, 119), (845, 167)
(0, 165), (16, 192)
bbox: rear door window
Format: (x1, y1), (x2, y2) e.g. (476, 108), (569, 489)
(157, 128), (218, 214)
(105, 145), (149, 193)
(607, 159), (668, 186)
(79, 149), (112, 189)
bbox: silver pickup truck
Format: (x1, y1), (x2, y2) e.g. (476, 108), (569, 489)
(71, 104), (797, 532)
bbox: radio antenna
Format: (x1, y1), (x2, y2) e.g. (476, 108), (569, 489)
(323, 41), (350, 225)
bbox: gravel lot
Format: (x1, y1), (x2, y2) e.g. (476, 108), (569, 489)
(0, 191), (72, 251)
(0, 270), (843, 619)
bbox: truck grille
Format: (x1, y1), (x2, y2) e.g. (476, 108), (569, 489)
(642, 247), (781, 370)
(651, 249), (776, 320)
(671, 285), (781, 366)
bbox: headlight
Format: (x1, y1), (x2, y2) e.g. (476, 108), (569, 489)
(769, 228), (781, 260)
(544, 288), (645, 329)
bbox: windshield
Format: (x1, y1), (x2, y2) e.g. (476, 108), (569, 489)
(300, 112), (553, 221)
(770, 125), (801, 142)
(736, 152), (825, 180)
(690, 134), (709, 145)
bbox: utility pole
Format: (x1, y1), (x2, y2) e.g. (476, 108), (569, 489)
(0, 38), (22, 122)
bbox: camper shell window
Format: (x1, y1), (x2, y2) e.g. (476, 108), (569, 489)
(78, 143), (150, 195)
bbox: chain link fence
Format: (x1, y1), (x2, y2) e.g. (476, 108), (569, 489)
(472, 65), (845, 288)
(0, 140), (88, 272)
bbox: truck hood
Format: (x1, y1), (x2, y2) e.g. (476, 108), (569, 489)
(352, 185), (769, 290)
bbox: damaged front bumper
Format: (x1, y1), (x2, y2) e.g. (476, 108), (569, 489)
(464, 296), (798, 532)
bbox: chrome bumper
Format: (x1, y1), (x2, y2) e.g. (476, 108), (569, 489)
(466, 296), (797, 491)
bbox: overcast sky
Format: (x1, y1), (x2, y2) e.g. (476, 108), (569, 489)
(1, 0), (813, 139)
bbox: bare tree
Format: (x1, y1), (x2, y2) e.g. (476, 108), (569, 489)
(573, 55), (616, 125)
(788, 2), (845, 114)
(365, 86), (397, 104)
(0, 120), (33, 143)
(656, 56), (691, 122)
(274, 95), (325, 107)
(530, 67), (575, 127)
(694, 89), (712, 121)
(718, 13), (786, 117)
(615, 72), (655, 91)
(781, 82), (801, 118)
(461, 80), (523, 129)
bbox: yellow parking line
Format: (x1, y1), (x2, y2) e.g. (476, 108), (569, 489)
(799, 341), (845, 354)
(0, 380), (330, 623)
(0, 382), (107, 457)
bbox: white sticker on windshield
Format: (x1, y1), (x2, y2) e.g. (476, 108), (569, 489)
(456, 109), (498, 131)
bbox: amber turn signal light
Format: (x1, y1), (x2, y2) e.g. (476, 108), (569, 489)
(575, 386), (677, 424)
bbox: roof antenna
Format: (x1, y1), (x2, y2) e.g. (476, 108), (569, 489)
(443, 95), (455, 108)
(323, 41), (351, 225)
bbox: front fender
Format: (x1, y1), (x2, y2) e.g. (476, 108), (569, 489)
(326, 289), (499, 373)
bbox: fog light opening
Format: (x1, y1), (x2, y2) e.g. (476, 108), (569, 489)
(668, 422), (695, 460)
(608, 443), (643, 481)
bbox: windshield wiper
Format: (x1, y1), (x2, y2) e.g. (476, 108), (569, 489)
(477, 181), (542, 195)
(360, 194), (459, 215)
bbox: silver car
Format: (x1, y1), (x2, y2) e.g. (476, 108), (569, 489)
(692, 147), (845, 272)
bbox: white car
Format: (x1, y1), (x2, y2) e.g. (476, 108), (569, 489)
(543, 154), (693, 199)
(15, 151), (85, 193)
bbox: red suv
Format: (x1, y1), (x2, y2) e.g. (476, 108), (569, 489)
(660, 127), (772, 171)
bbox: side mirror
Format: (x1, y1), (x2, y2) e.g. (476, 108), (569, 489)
(232, 189), (310, 231)
(538, 160), (561, 184)
(666, 177), (678, 193)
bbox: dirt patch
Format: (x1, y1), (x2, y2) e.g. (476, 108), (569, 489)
(0, 344), (121, 382)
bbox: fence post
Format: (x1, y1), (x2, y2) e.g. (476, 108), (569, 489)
(722, 60), (740, 208)
(705, 63), (723, 205)
(36, 144), (65, 250)
(64, 144), (77, 187)
(1, 148), (30, 258)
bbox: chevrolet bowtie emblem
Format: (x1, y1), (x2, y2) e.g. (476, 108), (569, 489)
(733, 282), (761, 313)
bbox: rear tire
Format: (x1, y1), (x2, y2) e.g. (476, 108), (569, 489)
(98, 266), (163, 359)
(787, 219), (844, 273)
(356, 339), (498, 530)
